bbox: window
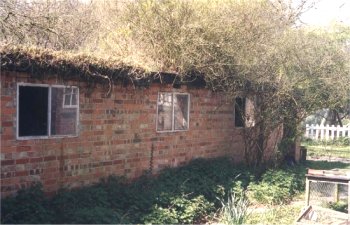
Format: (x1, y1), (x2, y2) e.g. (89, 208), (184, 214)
(235, 97), (246, 127)
(63, 87), (78, 108)
(157, 93), (190, 132)
(17, 83), (79, 139)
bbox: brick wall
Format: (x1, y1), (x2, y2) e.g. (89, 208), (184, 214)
(1, 71), (248, 196)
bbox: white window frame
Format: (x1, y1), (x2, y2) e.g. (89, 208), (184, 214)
(156, 92), (190, 133)
(62, 87), (78, 108)
(16, 83), (79, 140)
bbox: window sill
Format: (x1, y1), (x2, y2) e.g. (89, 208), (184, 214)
(156, 129), (189, 133)
(17, 134), (78, 140)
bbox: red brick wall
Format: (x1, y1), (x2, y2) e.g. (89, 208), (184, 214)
(1, 71), (247, 196)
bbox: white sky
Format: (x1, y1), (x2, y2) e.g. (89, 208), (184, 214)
(298, 0), (350, 26)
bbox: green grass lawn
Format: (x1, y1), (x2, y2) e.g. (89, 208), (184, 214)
(247, 205), (303, 225)
(302, 142), (350, 158)
(305, 159), (350, 169)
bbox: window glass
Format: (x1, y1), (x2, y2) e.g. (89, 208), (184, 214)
(64, 94), (70, 105)
(63, 87), (78, 107)
(174, 94), (189, 130)
(157, 93), (173, 131)
(235, 97), (246, 127)
(157, 92), (189, 132)
(17, 84), (78, 138)
(71, 92), (77, 105)
(18, 86), (48, 137)
(51, 87), (78, 136)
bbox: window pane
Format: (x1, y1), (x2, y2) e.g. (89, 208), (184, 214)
(71, 92), (77, 105)
(235, 97), (246, 127)
(174, 94), (189, 130)
(51, 87), (78, 136)
(157, 93), (173, 131)
(64, 94), (71, 106)
(64, 87), (73, 94)
(18, 86), (48, 137)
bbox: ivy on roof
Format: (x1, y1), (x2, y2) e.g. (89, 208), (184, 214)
(0, 45), (206, 89)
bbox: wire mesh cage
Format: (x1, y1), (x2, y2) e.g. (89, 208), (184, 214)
(309, 181), (348, 210)
(298, 169), (350, 224)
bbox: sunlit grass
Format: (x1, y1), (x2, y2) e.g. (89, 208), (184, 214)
(305, 160), (350, 170)
(246, 205), (302, 224)
(306, 145), (350, 158)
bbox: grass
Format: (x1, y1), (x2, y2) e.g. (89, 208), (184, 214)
(302, 138), (350, 158)
(247, 205), (302, 224)
(305, 160), (350, 170)
(306, 145), (350, 158)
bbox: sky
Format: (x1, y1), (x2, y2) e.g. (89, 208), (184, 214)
(298, 0), (350, 26)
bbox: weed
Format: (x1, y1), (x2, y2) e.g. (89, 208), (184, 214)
(218, 190), (250, 225)
(325, 201), (348, 213)
(246, 205), (302, 224)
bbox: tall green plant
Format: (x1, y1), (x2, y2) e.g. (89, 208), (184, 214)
(219, 192), (250, 225)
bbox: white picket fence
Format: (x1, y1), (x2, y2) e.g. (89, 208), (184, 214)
(305, 124), (350, 140)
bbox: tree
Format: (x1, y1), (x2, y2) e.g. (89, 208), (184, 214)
(102, 0), (349, 166)
(0, 0), (99, 50)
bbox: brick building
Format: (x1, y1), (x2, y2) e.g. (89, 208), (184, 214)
(0, 47), (282, 196)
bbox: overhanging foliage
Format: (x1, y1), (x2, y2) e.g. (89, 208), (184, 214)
(0, 45), (206, 88)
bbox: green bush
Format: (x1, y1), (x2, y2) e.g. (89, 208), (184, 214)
(2, 157), (250, 224)
(142, 194), (214, 224)
(68, 207), (126, 224)
(247, 166), (305, 205)
(1, 183), (54, 224)
(1, 157), (307, 224)
(151, 158), (251, 195)
(248, 182), (290, 205)
(326, 201), (348, 213)
(51, 185), (113, 223)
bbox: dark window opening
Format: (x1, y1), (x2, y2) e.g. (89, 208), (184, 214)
(19, 86), (48, 137)
(235, 97), (246, 127)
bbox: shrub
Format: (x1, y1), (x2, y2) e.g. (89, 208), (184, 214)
(247, 166), (305, 205)
(1, 157), (270, 224)
(151, 158), (252, 202)
(248, 182), (290, 205)
(1, 183), (53, 224)
(132, 157), (251, 223)
(142, 194), (214, 224)
(326, 201), (348, 213)
(68, 207), (126, 224)
(51, 185), (112, 223)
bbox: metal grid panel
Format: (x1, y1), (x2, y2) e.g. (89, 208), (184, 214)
(309, 180), (348, 209)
